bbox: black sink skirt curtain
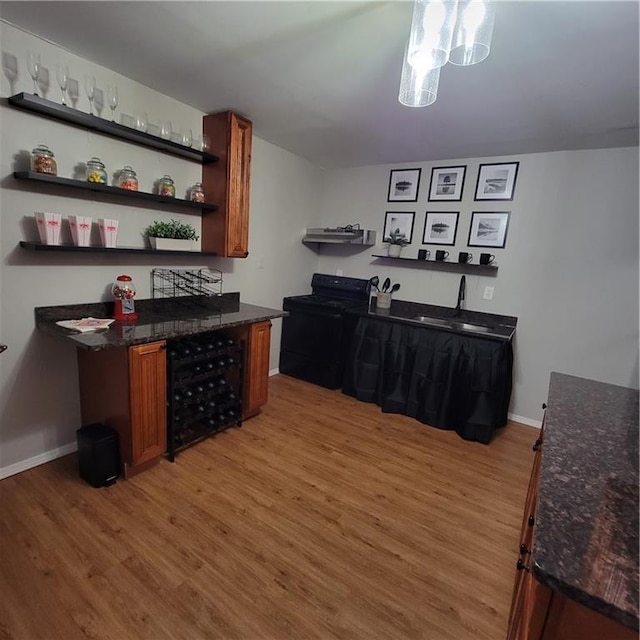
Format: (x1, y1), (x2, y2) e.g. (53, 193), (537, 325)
(342, 317), (514, 444)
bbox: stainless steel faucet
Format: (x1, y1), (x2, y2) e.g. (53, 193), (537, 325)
(453, 275), (466, 316)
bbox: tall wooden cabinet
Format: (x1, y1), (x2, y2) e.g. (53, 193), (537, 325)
(78, 341), (167, 478)
(202, 111), (252, 257)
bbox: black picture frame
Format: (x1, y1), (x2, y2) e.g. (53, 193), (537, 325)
(387, 168), (422, 202)
(383, 211), (415, 243)
(467, 211), (511, 248)
(474, 162), (520, 201)
(422, 211), (460, 246)
(427, 165), (466, 201)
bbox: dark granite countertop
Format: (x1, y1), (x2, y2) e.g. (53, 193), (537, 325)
(533, 372), (639, 630)
(348, 298), (517, 341)
(35, 293), (286, 351)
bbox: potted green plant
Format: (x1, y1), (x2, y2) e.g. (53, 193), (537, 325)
(145, 219), (200, 252)
(387, 228), (409, 257)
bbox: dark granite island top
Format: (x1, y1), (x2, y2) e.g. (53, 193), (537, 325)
(533, 372), (639, 631)
(35, 293), (286, 351)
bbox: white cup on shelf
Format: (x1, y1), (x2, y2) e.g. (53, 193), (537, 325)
(98, 218), (119, 248)
(68, 215), (92, 246)
(34, 212), (62, 245)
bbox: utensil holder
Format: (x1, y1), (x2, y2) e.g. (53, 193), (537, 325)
(376, 292), (392, 309)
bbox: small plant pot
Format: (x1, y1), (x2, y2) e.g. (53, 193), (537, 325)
(149, 237), (198, 252)
(388, 244), (402, 258)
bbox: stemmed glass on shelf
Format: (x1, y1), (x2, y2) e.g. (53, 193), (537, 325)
(106, 86), (118, 121)
(84, 75), (96, 115)
(56, 64), (69, 105)
(27, 51), (41, 96)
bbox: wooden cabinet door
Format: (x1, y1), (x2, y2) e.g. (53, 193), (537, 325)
(507, 433), (544, 639)
(244, 320), (271, 418)
(202, 110), (252, 257)
(129, 341), (167, 466)
(226, 112), (252, 257)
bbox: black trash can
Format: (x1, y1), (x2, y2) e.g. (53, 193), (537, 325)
(76, 423), (121, 488)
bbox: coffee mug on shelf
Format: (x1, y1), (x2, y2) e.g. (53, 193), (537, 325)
(418, 249), (430, 260)
(435, 250), (449, 261)
(480, 253), (496, 265)
(458, 251), (473, 264)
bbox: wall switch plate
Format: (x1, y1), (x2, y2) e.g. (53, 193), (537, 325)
(483, 286), (494, 300)
(336, 269), (343, 276)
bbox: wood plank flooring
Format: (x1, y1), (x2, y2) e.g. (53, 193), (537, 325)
(0, 374), (537, 640)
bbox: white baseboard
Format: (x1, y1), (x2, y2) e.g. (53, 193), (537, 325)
(0, 442), (77, 480)
(508, 413), (542, 429)
(269, 368), (280, 377)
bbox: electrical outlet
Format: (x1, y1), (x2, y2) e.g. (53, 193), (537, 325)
(336, 269), (343, 276)
(483, 286), (494, 301)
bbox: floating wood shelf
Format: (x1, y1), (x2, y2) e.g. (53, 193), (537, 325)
(371, 254), (499, 273)
(8, 92), (218, 164)
(19, 241), (217, 257)
(14, 171), (218, 214)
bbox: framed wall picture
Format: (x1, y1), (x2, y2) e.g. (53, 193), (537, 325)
(387, 168), (422, 202)
(474, 162), (519, 201)
(467, 211), (511, 248)
(422, 211), (459, 246)
(428, 165), (466, 201)
(383, 211), (415, 243)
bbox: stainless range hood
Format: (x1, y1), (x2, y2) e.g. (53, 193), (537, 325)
(302, 226), (376, 246)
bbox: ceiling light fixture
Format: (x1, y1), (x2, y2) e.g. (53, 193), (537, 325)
(398, 0), (496, 108)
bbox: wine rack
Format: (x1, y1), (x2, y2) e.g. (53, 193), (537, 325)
(166, 330), (244, 460)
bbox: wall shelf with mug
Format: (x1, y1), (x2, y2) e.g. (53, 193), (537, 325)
(371, 253), (499, 275)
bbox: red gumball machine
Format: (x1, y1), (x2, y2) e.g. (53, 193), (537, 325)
(112, 274), (138, 321)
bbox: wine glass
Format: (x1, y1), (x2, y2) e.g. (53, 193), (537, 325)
(56, 64), (69, 105)
(27, 51), (41, 96)
(84, 75), (96, 115)
(202, 134), (211, 152)
(181, 128), (193, 148)
(106, 85), (118, 121)
(160, 120), (172, 140)
(135, 111), (148, 132)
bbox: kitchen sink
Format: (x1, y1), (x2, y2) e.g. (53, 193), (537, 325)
(451, 322), (492, 334)
(412, 315), (451, 326)
(410, 315), (499, 336)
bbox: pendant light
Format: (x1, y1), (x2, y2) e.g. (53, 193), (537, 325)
(398, 0), (496, 107)
(398, 42), (441, 107)
(407, 0), (459, 71)
(449, 0), (495, 66)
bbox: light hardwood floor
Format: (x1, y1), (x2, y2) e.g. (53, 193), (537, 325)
(0, 374), (537, 640)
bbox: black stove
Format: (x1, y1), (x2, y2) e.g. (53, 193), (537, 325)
(280, 274), (370, 389)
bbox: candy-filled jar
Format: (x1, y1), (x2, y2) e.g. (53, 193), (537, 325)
(117, 165), (138, 191)
(158, 175), (175, 197)
(86, 157), (108, 184)
(111, 274), (138, 321)
(31, 144), (57, 175)
(189, 182), (205, 203)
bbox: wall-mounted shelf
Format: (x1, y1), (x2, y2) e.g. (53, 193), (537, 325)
(372, 254), (499, 273)
(7, 92), (218, 165)
(19, 241), (217, 257)
(14, 171), (218, 214)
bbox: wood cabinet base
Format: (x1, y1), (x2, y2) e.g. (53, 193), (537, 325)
(78, 341), (167, 477)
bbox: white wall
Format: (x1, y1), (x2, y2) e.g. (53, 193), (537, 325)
(315, 148), (639, 424)
(2, 22), (638, 476)
(0, 23), (322, 474)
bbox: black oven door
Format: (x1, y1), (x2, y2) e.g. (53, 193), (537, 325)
(279, 305), (346, 389)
